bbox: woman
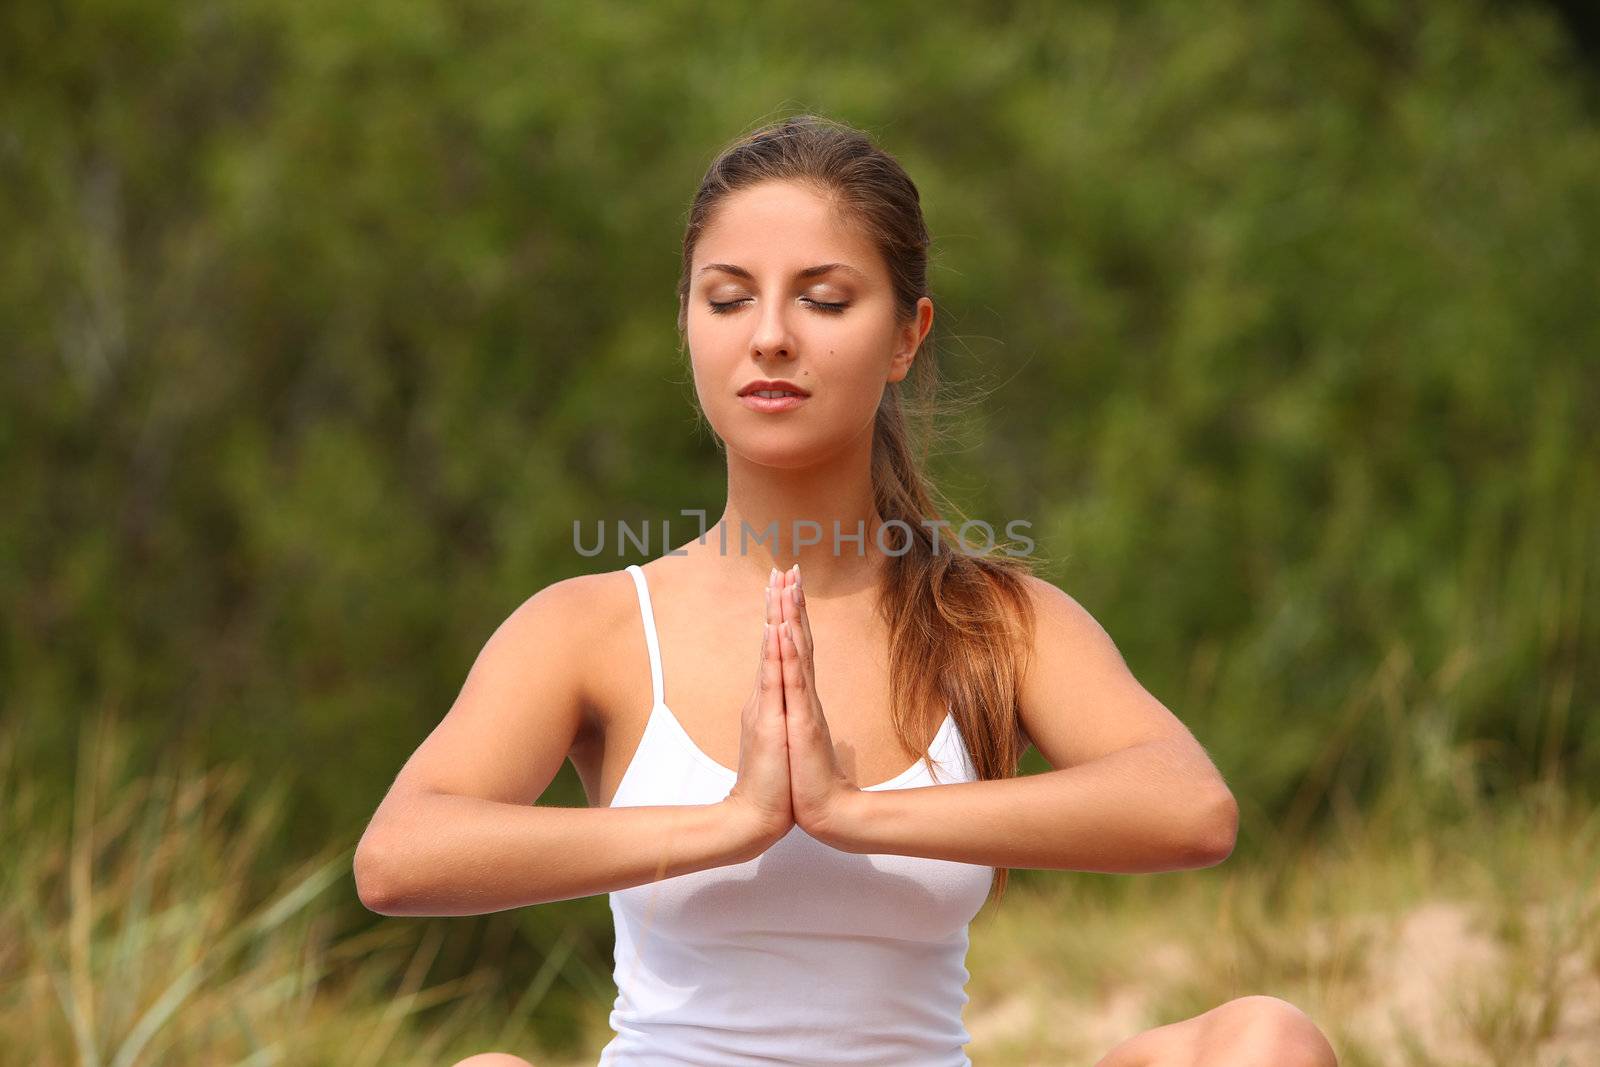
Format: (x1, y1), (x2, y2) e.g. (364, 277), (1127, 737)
(354, 115), (1339, 1066)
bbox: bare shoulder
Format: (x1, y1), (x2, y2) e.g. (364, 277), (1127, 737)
(501, 567), (636, 662)
(374, 567), (641, 807)
(1014, 572), (1116, 649)
(1011, 572), (1224, 788)
(504, 565), (650, 721)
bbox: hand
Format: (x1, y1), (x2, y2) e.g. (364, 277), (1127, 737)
(776, 565), (862, 844)
(723, 567), (795, 854)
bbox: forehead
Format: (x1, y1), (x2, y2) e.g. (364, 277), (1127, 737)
(693, 181), (880, 277)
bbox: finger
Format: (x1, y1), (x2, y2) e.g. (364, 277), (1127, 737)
(783, 569), (819, 694)
(779, 619), (809, 704)
(762, 572), (785, 716)
(768, 569), (782, 639)
(792, 566), (815, 657)
(754, 583), (770, 690)
(764, 621), (784, 714)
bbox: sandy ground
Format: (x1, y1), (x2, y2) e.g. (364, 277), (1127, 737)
(963, 898), (1600, 1066)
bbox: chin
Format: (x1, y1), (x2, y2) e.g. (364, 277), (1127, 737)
(729, 441), (821, 470)
(718, 422), (829, 466)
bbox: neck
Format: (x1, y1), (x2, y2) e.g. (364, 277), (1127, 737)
(706, 428), (891, 598)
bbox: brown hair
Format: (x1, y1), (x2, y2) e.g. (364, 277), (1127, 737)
(675, 114), (1040, 907)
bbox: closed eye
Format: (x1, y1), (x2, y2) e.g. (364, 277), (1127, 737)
(707, 298), (851, 315)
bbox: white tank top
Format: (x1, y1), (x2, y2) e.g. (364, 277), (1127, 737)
(597, 564), (994, 1066)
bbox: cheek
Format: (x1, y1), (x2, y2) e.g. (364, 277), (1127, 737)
(686, 348), (740, 423)
(684, 312), (709, 359)
(834, 337), (894, 390)
(685, 319), (730, 378)
(687, 355), (720, 413)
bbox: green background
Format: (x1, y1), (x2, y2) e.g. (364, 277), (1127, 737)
(4, 0), (1597, 1054)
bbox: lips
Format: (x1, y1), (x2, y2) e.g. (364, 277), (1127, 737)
(738, 379), (811, 398)
(738, 386), (809, 413)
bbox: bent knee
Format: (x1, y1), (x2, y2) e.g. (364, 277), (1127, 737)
(1203, 995), (1337, 1067)
(450, 1054), (537, 1067)
(1092, 1016), (1193, 1067)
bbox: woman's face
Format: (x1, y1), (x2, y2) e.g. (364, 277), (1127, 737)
(685, 180), (932, 468)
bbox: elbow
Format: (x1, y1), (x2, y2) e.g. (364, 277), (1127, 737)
(353, 832), (404, 915)
(1190, 787), (1238, 867)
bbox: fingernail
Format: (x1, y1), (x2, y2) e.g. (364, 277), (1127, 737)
(794, 566), (802, 588)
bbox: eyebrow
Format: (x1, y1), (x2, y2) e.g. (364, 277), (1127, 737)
(696, 262), (867, 282)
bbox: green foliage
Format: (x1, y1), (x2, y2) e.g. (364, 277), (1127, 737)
(0, 710), (614, 1064)
(2, 0), (1597, 1049)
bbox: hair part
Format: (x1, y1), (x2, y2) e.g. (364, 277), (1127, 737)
(677, 113), (1040, 907)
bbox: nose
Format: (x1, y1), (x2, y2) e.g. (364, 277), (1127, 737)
(750, 299), (795, 361)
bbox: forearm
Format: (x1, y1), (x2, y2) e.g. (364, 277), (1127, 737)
(355, 795), (760, 916)
(823, 738), (1237, 873)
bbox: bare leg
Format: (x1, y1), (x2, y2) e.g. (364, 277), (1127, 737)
(448, 1054), (537, 1067)
(1094, 995), (1337, 1067)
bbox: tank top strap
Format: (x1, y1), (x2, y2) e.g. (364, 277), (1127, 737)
(624, 564), (665, 707)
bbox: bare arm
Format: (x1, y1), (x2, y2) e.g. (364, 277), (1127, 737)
(352, 573), (767, 916)
(358, 795), (763, 916)
(818, 576), (1238, 873)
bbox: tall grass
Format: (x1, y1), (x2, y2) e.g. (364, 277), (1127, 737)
(963, 660), (1600, 1067)
(6, 683), (1597, 1065)
(0, 709), (606, 1066)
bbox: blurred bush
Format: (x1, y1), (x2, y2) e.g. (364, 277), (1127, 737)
(2, 0), (1596, 1047)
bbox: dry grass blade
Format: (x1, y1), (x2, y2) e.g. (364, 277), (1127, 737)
(351, 919), (447, 1067)
(106, 849), (351, 1067)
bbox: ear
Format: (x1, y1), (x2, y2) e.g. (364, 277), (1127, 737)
(886, 297), (934, 384)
